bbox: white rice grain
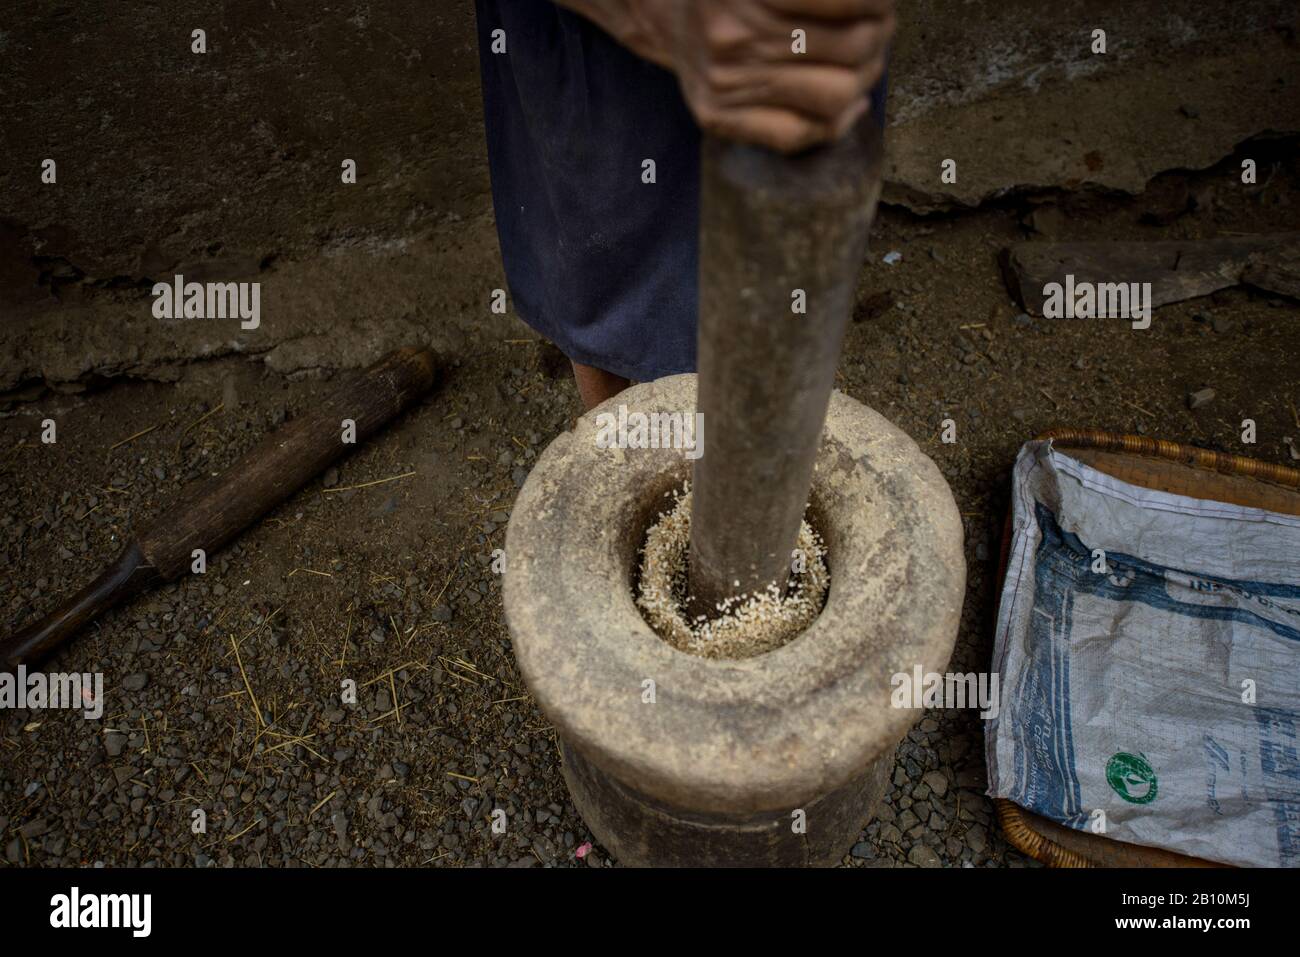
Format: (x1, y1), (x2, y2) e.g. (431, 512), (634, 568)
(635, 482), (829, 660)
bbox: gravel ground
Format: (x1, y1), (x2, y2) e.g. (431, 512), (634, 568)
(1, 141), (1297, 868)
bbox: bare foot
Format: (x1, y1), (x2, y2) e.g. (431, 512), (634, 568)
(571, 360), (630, 411)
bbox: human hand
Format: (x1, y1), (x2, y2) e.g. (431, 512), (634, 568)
(568, 0), (894, 153)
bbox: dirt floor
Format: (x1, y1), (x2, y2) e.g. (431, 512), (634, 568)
(2, 131), (1298, 867)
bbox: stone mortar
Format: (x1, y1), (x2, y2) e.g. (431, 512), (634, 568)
(503, 374), (966, 866)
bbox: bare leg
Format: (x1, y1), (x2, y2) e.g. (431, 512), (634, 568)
(571, 360), (630, 411)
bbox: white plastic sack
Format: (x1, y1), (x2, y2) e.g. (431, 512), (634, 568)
(986, 440), (1300, 867)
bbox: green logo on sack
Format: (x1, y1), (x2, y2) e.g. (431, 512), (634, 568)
(1106, 752), (1158, 804)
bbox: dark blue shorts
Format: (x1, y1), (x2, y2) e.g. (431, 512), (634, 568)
(475, 0), (887, 382)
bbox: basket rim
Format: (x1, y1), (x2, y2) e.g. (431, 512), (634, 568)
(1038, 427), (1300, 489)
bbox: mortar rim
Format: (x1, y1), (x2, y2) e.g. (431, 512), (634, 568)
(503, 373), (965, 814)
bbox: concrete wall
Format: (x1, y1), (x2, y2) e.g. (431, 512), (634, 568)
(1, 2), (485, 307)
(1, 0), (1295, 311)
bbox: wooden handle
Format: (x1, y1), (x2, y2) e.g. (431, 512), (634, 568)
(1, 543), (159, 670)
(688, 121), (885, 615)
(137, 345), (437, 579)
(1, 346), (438, 670)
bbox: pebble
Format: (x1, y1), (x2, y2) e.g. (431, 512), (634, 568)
(122, 673), (149, 692)
(922, 770), (950, 797)
(851, 841), (875, 861)
(532, 836), (558, 863)
(908, 844), (942, 868)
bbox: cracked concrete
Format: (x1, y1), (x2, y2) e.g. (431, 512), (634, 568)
(883, 0), (1300, 208)
(885, 17), (1299, 210)
(0, 215), (505, 398)
(2, 1), (1297, 395)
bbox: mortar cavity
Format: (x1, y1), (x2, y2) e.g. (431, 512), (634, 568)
(633, 480), (831, 660)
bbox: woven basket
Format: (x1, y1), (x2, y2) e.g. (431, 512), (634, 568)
(993, 428), (1300, 868)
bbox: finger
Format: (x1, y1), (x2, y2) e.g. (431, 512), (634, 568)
(696, 104), (834, 154)
(830, 94), (870, 139)
(760, 0), (894, 19)
(854, 49), (887, 94)
(743, 17), (893, 69)
(705, 62), (870, 123)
